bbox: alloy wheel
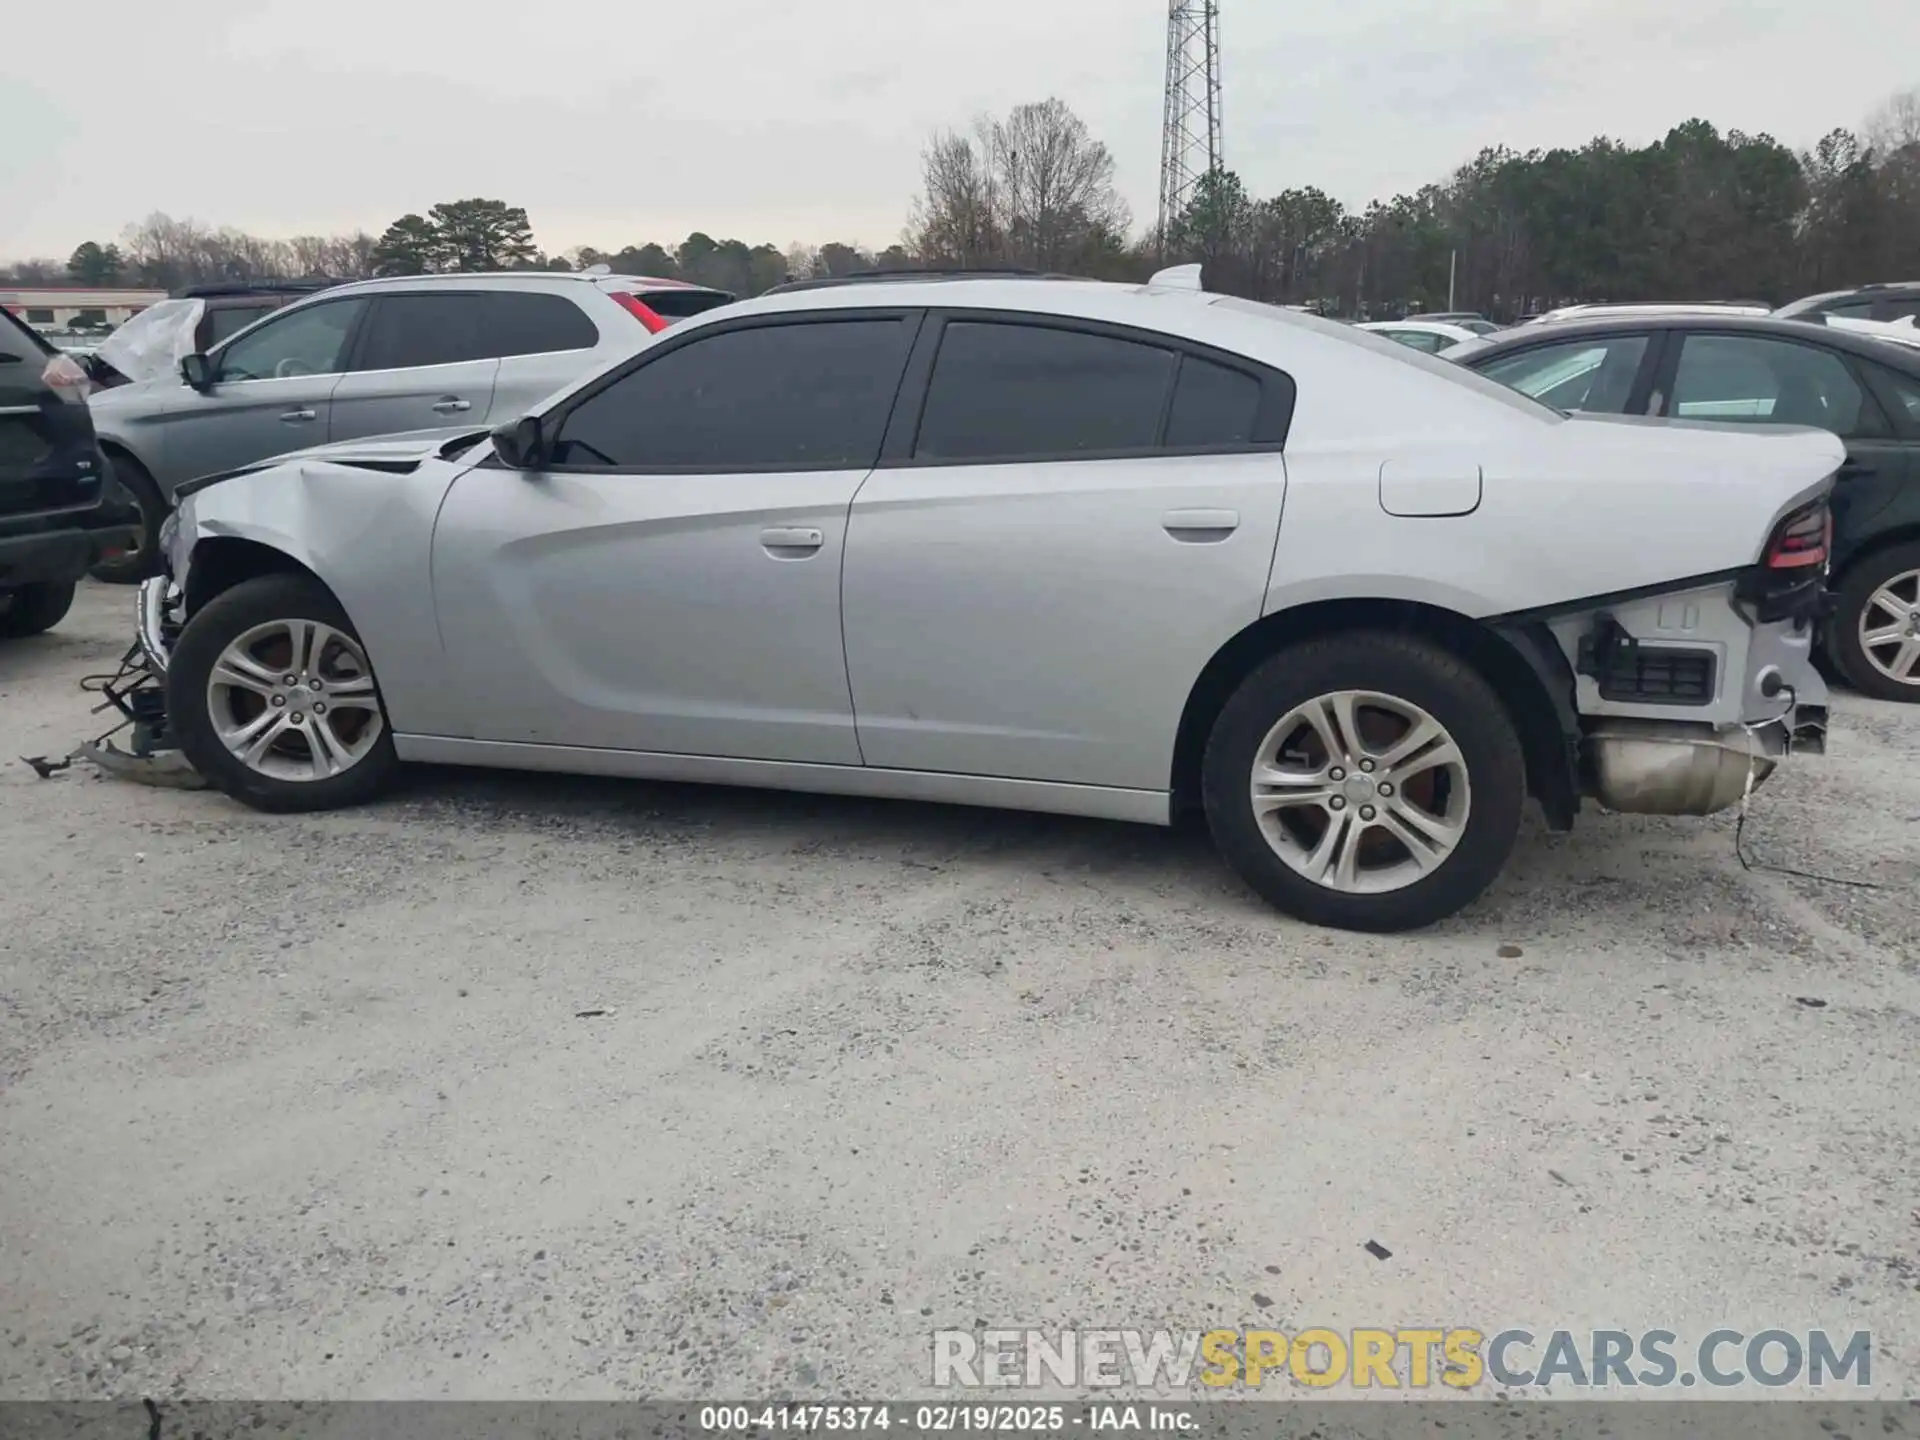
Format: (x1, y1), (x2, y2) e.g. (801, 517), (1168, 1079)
(206, 618), (384, 782)
(1248, 689), (1471, 894)
(1856, 568), (1920, 689)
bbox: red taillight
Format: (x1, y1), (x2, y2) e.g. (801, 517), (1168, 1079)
(610, 291), (669, 333)
(1764, 499), (1832, 570)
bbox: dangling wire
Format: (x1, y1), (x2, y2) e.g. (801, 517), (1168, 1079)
(1734, 685), (1883, 890)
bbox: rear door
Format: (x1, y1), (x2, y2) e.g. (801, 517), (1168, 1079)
(1654, 330), (1903, 562)
(841, 314), (1293, 792)
(328, 292), (500, 440)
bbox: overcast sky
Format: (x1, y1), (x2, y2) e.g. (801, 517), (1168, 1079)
(3, 0), (1915, 261)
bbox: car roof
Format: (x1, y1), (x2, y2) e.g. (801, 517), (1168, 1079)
(313, 271), (728, 298)
(1454, 312), (1920, 372)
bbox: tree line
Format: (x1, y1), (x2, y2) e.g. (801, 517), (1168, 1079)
(6, 86), (1916, 320)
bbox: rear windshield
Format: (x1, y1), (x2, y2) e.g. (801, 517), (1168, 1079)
(632, 289), (734, 321)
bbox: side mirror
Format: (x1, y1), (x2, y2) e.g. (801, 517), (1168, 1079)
(491, 414), (544, 469)
(180, 353), (213, 391)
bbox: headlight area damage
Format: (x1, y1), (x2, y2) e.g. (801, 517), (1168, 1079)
(53, 576), (210, 789)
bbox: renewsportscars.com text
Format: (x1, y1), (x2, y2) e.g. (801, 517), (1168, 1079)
(930, 1327), (1872, 1391)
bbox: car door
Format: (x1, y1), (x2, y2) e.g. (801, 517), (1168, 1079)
(0, 311), (100, 521)
(327, 291), (500, 441)
(161, 295), (369, 489)
(477, 290), (609, 421)
(1471, 332), (1658, 413)
(841, 314), (1293, 792)
(1654, 330), (1903, 554)
(429, 311), (921, 763)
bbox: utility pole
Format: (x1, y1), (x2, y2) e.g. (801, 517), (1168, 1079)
(1448, 249), (1458, 312)
(1158, 1), (1224, 257)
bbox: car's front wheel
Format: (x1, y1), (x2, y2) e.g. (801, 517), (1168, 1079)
(1201, 632), (1527, 933)
(168, 573), (400, 812)
(1829, 541), (1920, 703)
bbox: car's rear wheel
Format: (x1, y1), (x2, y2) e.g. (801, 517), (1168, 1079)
(169, 573), (400, 812)
(1829, 541), (1920, 703)
(1201, 632), (1527, 933)
(89, 451), (168, 584)
(0, 581), (77, 639)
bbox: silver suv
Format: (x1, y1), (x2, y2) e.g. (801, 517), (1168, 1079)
(86, 271), (732, 580)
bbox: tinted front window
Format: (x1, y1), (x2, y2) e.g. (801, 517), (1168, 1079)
(1165, 356), (1261, 447)
(1668, 334), (1872, 434)
(214, 297), (368, 382)
(915, 322), (1177, 461)
(482, 291), (599, 356)
(1478, 335), (1649, 412)
(551, 318), (913, 470)
(357, 293), (489, 371)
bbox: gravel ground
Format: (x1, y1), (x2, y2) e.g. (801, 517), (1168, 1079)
(1, 581), (1917, 1402)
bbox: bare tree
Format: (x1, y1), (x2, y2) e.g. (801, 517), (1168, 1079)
(991, 99), (1130, 272)
(908, 127), (1003, 266)
(1866, 86), (1920, 153)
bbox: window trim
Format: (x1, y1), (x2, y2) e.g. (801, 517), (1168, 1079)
(209, 294), (372, 385)
(880, 309), (1295, 470)
(533, 307), (927, 476)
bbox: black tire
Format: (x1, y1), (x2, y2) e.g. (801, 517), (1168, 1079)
(169, 573), (401, 813)
(1201, 631), (1528, 933)
(88, 451), (168, 584)
(0, 581), (77, 639)
(1828, 541), (1920, 703)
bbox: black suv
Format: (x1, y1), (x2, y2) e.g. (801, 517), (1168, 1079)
(1775, 282), (1920, 327)
(0, 310), (138, 637)
(1450, 314), (1920, 701)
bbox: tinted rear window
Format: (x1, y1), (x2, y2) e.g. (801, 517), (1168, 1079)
(357, 293), (490, 370)
(632, 290), (735, 321)
(1165, 356), (1262, 447)
(482, 291), (599, 355)
(915, 321), (1178, 461)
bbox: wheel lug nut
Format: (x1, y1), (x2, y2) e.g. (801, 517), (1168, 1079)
(1329, 797), (1346, 811)
(291, 712), (305, 725)
(1330, 768), (1345, 781)
(1360, 760), (1375, 773)
(1378, 783), (1394, 797)
(1360, 805), (1376, 821)
(283, 674), (297, 685)
(309, 678), (323, 691)
(271, 695), (286, 708)
(314, 702), (326, 715)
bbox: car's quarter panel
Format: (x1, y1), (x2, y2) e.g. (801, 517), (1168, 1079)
(169, 454), (465, 736)
(428, 466), (869, 763)
(842, 451), (1287, 790)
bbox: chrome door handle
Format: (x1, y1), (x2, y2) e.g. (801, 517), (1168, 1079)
(760, 527), (824, 553)
(280, 408), (316, 423)
(431, 397), (472, 414)
(1161, 508), (1240, 540)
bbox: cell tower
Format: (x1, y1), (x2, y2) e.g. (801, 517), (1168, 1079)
(1158, 0), (1224, 251)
